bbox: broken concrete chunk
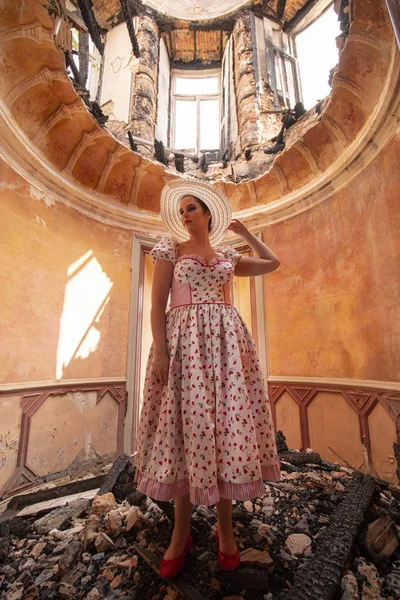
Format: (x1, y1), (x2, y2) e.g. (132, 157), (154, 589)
(105, 509), (123, 535)
(94, 532), (114, 553)
(284, 533), (312, 557)
(126, 490), (147, 506)
(34, 568), (53, 585)
(386, 566), (400, 597)
(110, 574), (123, 589)
(58, 540), (83, 578)
(243, 500), (253, 513)
(356, 558), (384, 600)
(117, 555), (138, 568)
(91, 493), (117, 516)
(83, 513), (100, 548)
(240, 547), (274, 570)
(59, 582), (76, 597)
(125, 505), (144, 531)
(18, 557), (35, 572)
(49, 528), (68, 540)
(163, 587), (180, 600)
(102, 568), (115, 582)
(340, 570), (359, 599)
(34, 498), (89, 535)
(85, 589), (101, 600)
(5, 586), (24, 600)
(29, 541), (47, 559)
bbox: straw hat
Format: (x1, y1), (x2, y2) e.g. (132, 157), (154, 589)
(160, 179), (232, 246)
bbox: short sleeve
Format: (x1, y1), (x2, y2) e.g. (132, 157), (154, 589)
(220, 246), (242, 267)
(150, 237), (176, 265)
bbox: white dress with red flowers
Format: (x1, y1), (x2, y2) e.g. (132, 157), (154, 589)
(134, 236), (280, 506)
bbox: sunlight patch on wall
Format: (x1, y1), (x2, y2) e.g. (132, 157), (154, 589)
(56, 251), (113, 379)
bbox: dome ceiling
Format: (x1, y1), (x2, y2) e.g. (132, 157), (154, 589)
(0, 0), (398, 232)
(84, 0), (311, 31)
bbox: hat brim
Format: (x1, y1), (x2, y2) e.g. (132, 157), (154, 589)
(160, 180), (232, 246)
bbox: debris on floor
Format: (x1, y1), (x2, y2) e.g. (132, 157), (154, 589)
(1, 436), (400, 600)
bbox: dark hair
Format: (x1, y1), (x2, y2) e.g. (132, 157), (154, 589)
(192, 196), (212, 232)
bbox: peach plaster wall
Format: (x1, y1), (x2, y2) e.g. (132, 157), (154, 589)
(0, 158), (133, 494)
(0, 157), (132, 385)
(264, 131), (400, 384)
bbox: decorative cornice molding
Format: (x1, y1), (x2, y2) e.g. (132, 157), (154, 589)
(268, 376), (400, 393)
(0, 377), (126, 395)
(0, 103), (165, 232)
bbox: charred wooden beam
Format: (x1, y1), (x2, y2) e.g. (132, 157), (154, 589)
(284, 473), (376, 600)
(128, 130), (138, 152)
(0, 522), (11, 563)
(279, 450), (323, 466)
(66, 8), (88, 33)
(97, 455), (131, 496)
(76, 0), (104, 55)
(277, 0), (288, 20)
(276, 430), (289, 453)
(90, 101), (109, 126)
(128, 134), (199, 160)
(174, 153), (185, 173)
(119, 0), (140, 58)
(65, 50), (82, 87)
(154, 139), (169, 166)
(394, 442), (400, 482)
(78, 31), (89, 88)
(197, 153), (208, 173)
(170, 60), (222, 71)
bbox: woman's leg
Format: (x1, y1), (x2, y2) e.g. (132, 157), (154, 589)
(216, 498), (239, 554)
(163, 494), (194, 560)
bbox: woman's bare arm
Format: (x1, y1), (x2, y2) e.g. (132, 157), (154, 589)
(228, 219), (280, 277)
(150, 259), (173, 385)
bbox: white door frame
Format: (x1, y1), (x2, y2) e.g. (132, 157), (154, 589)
(124, 233), (155, 459)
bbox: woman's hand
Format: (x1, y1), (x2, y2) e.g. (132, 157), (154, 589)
(152, 350), (170, 387)
(228, 219), (250, 238)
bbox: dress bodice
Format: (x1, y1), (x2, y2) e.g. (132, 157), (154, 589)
(170, 254), (234, 308)
(149, 236), (242, 310)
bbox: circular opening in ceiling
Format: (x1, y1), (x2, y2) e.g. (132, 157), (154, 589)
(141, 0), (252, 21)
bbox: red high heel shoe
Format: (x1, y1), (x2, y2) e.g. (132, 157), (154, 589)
(159, 534), (193, 579)
(215, 529), (240, 570)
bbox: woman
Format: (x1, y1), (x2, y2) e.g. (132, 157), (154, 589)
(134, 180), (281, 578)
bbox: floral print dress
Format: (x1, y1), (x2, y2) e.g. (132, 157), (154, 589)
(134, 236), (280, 506)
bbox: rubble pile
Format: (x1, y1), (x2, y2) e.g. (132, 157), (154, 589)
(1, 438), (400, 600)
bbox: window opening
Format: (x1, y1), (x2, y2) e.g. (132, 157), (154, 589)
(295, 5), (340, 109)
(171, 71), (221, 156)
(266, 45), (301, 110)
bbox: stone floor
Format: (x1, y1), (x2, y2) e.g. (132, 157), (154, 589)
(1, 450), (400, 600)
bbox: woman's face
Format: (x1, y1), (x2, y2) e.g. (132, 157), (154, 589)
(179, 195), (210, 234)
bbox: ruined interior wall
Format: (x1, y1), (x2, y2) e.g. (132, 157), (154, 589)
(0, 157), (133, 492)
(130, 15), (160, 154)
(233, 13), (285, 152)
(0, 157), (132, 384)
(263, 131), (400, 482)
(264, 131), (400, 383)
(100, 22), (133, 121)
(154, 36), (170, 146)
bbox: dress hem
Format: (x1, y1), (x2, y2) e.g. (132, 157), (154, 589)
(134, 464), (281, 506)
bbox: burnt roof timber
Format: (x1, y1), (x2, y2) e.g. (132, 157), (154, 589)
(170, 60), (222, 70)
(283, 0), (321, 32)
